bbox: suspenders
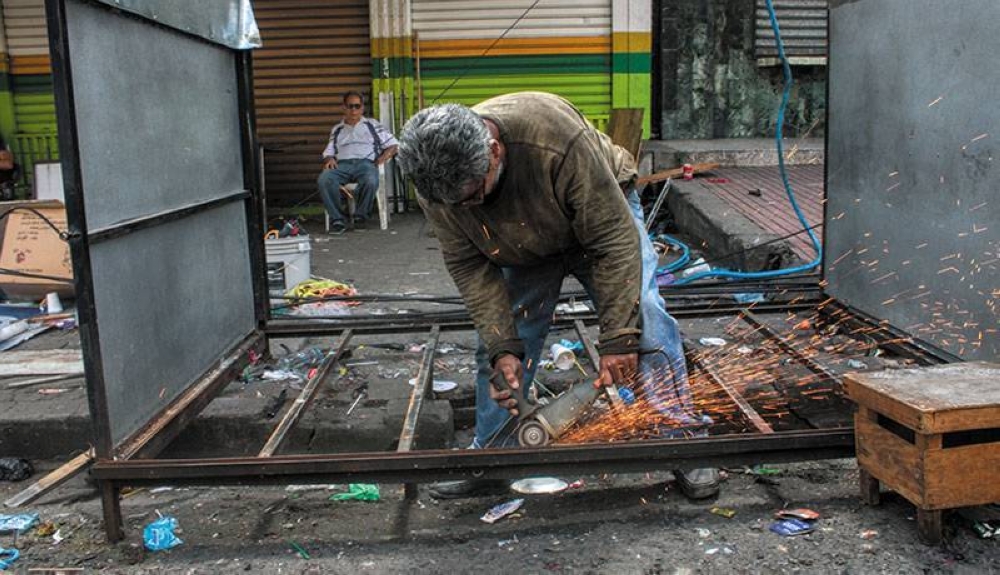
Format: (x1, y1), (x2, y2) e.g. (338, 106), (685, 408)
(331, 120), (383, 159)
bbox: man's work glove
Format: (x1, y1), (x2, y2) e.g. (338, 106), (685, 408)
(489, 353), (523, 416)
(596, 352), (638, 388)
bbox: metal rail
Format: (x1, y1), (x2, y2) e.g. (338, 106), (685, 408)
(398, 326), (441, 498)
(398, 326), (441, 453)
(92, 428), (854, 485)
(689, 352), (774, 434)
(740, 310), (840, 384)
(258, 330), (354, 457)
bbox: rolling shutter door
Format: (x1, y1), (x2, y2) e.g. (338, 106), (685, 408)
(252, 0), (372, 207)
(755, 0), (828, 65)
(413, 0), (613, 129)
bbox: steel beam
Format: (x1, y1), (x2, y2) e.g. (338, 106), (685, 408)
(689, 353), (774, 434)
(397, 326), (441, 453)
(117, 330), (266, 461)
(92, 428), (854, 486)
(258, 330), (354, 457)
(740, 310), (840, 384)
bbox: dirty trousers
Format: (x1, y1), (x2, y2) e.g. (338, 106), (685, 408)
(472, 190), (694, 448)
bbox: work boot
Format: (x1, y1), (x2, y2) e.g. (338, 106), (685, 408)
(674, 467), (721, 500)
(427, 478), (509, 500)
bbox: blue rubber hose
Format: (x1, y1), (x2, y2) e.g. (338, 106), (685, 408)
(674, 0), (822, 285)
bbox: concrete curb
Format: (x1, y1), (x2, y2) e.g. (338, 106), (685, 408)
(667, 179), (801, 273)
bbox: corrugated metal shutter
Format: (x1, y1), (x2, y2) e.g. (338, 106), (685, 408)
(755, 0), (827, 65)
(413, 0), (613, 128)
(252, 0), (372, 207)
(3, 0), (56, 133)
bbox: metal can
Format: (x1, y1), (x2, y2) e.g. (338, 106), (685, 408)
(682, 163), (694, 180)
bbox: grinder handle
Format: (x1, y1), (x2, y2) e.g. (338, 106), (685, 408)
(489, 371), (533, 420)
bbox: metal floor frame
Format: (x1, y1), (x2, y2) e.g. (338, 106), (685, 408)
(89, 289), (954, 541)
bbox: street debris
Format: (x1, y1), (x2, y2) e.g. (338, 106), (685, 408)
(289, 540), (311, 560)
(860, 529), (879, 540)
(769, 518), (816, 537)
(847, 359), (868, 370)
(0, 547), (19, 570)
(775, 508), (820, 521)
(0, 458), (33, 482)
(698, 338), (727, 347)
(481, 499), (524, 524)
(0, 513), (38, 534)
(330, 484), (380, 502)
(710, 507), (737, 519)
(510, 477), (569, 495)
(695, 528), (712, 539)
(407, 378), (458, 393)
(143, 515), (183, 551)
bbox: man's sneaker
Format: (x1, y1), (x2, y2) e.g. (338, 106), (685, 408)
(427, 478), (509, 500)
(674, 467), (721, 500)
(329, 221), (347, 235)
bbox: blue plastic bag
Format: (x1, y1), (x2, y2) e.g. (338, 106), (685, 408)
(769, 518), (815, 537)
(143, 516), (183, 551)
(0, 547), (19, 571)
(0, 513), (38, 534)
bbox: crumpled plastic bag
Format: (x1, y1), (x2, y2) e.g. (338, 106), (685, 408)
(0, 546), (20, 570)
(330, 484), (380, 502)
(143, 516), (183, 551)
(0, 513), (38, 534)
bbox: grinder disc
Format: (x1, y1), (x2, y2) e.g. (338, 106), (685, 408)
(518, 421), (550, 447)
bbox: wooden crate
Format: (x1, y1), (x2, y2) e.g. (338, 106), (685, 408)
(844, 362), (1000, 545)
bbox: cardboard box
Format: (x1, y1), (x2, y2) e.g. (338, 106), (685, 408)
(0, 200), (74, 299)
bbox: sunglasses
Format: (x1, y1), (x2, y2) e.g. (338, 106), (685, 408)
(344, 103), (363, 110)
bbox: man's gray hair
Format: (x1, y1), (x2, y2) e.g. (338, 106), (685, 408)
(397, 104), (491, 204)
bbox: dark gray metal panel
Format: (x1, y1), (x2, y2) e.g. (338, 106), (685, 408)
(826, 0), (999, 361)
(755, 0), (828, 59)
(67, 0), (245, 231)
(90, 202), (255, 444)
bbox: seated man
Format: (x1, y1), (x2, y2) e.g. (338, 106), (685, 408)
(318, 91), (398, 234)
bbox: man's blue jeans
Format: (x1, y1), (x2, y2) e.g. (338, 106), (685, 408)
(472, 190), (694, 448)
(317, 159), (378, 224)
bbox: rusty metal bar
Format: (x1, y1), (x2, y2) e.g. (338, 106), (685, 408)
(258, 330), (354, 457)
(573, 319), (623, 408)
(740, 310), (839, 383)
(689, 352), (774, 434)
(93, 428), (854, 486)
(397, 326), (441, 453)
(117, 330), (266, 461)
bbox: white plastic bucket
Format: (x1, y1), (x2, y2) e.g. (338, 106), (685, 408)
(265, 236), (311, 304)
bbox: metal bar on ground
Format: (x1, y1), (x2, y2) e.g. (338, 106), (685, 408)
(573, 320), (623, 408)
(93, 428), (853, 486)
(266, 300), (822, 338)
(398, 326), (441, 453)
(117, 331), (266, 461)
(259, 330), (355, 457)
(4, 448), (95, 508)
(740, 310), (839, 383)
(689, 352), (774, 434)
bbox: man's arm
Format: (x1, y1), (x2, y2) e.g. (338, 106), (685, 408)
(321, 125), (338, 169)
(371, 120), (399, 165)
(557, 130), (643, 357)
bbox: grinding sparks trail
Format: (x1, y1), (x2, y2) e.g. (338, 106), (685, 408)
(556, 312), (870, 444)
